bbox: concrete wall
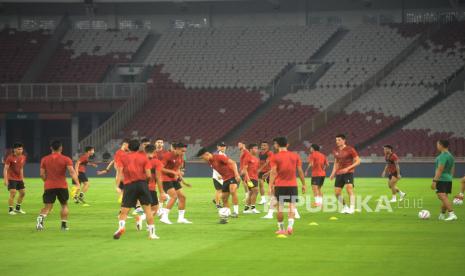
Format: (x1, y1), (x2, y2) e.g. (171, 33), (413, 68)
(7, 162), (465, 179)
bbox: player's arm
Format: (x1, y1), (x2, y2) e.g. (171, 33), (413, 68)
(305, 160), (313, 176)
(341, 155), (361, 174)
(3, 163), (9, 186)
(269, 166), (277, 194)
(115, 166), (123, 192)
(97, 160), (115, 175)
(432, 164), (445, 190)
(242, 162), (250, 182)
(68, 165), (81, 191)
(381, 164), (388, 177)
(257, 159), (269, 173)
(145, 168), (152, 183)
(297, 165), (306, 194)
(227, 158), (240, 182)
(161, 168), (179, 178)
(395, 161), (401, 178)
(330, 160), (338, 180)
(40, 167), (46, 181)
(74, 159), (80, 174)
(155, 169), (166, 200)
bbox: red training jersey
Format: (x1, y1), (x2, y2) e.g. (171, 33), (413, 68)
(161, 151), (183, 182)
(244, 154), (260, 181)
(333, 146), (358, 175)
(4, 154), (26, 181)
(308, 151), (328, 177)
(40, 152), (73, 190)
(114, 149), (127, 168)
(119, 152), (151, 185)
(240, 149), (251, 171)
(270, 150), (302, 187)
(155, 149), (167, 161)
(385, 153), (399, 174)
(209, 154), (235, 181)
(77, 154), (89, 173)
(259, 150), (273, 173)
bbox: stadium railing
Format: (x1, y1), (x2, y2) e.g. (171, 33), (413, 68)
(0, 83), (139, 101)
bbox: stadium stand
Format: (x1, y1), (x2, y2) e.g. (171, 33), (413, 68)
(361, 90), (465, 157)
(298, 85), (438, 153)
(234, 24), (419, 145)
(0, 28), (51, 83)
(381, 21), (465, 86)
(39, 29), (148, 82)
(121, 84), (265, 147)
(145, 25), (338, 89)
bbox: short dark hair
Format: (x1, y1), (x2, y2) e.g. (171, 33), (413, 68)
(273, 136), (288, 147)
(145, 144), (156, 153)
(154, 138), (164, 142)
(196, 147), (209, 157)
(260, 141), (268, 145)
(121, 138), (130, 145)
(85, 146), (94, 152)
(383, 145), (393, 150)
(141, 138), (150, 144)
(438, 140), (449, 148)
(12, 142), (23, 149)
(248, 143), (258, 150)
(128, 139), (140, 152)
(336, 134), (346, 140)
(50, 140), (62, 151)
(310, 144), (320, 151)
(173, 142), (187, 149)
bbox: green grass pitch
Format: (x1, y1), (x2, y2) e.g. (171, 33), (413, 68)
(0, 177), (464, 276)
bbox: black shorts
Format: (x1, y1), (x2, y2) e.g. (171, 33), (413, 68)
(149, 190), (159, 206)
(275, 186), (299, 203)
(72, 172), (88, 184)
(311, 176), (325, 187)
(436, 181), (452, 194)
(43, 188), (69, 204)
(7, 180), (25, 190)
(121, 180), (151, 208)
(162, 181), (182, 192)
(259, 172), (270, 183)
(388, 172), (399, 180)
(222, 178), (239, 193)
(213, 179), (223, 191)
(335, 173), (354, 188)
(118, 181), (124, 190)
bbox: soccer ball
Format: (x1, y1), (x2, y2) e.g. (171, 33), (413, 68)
(219, 207), (231, 218)
(453, 197), (463, 206)
(418, 210), (430, 220)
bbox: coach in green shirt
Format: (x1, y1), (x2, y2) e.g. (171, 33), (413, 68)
(431, 140), (457, 221)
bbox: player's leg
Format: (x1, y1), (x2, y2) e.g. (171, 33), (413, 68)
(160, 183), (177, 224)
(114, 207), (130, 239)
(56, 189), (70, 230)
(311, 183), (319, 207)
(334, 186), (345, 212)
(345, 184), (355, 214)
(438, 182), (457, 221)
(77, 181), (89, 204)
(230, 183), (239, 217)
(16, 187), (26, 214)
(275, 192), (286, 235)
(8, 188), (17, 215)
(287, 202), (296, 235)
(248, 184), (259, 213)
(176, 188), (191, 223)
(215, 189), (222, 208)
(258, 177), (266, 204)
(36, 189), (58, 230)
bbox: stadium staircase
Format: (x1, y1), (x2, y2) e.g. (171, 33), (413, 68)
(102, 32), (160, 83)
(217, 28), (347, 148)
(357, 67), (465, 153)
(286, 25), (433, 147)
(21, 16), (71, 83)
